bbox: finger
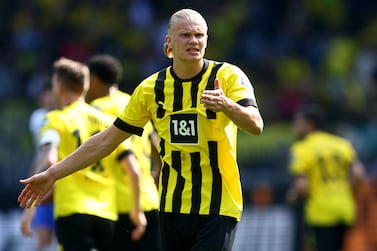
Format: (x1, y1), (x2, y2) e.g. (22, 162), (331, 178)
(19, 199), (26, 208)
(214, 78), (221, 90)
(19, 198), (30, 209)
(25, 191), (39, 208)
(18, 190), (27, 203)
(18, 187), (32, 207)
(26, 197), (36, 208)
(18, 181), (33, 201)
(131, 225), (146, 241)
(20, 177), (32, 185)
(19, 194), (35, 208)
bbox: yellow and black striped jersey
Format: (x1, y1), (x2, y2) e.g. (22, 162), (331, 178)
(290, 131), (357, 226)
(114, 59), (259, 220)
(91, 90), (159, 212)
(40, 101), (118, 221)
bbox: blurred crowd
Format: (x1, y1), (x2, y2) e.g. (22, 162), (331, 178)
(1, 0), (377, 207)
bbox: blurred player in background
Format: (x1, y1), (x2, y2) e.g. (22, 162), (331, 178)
(26, 58), (121, 251)
(287, 103), (365, 251)
(20, 81), (58, 251)
(86, 54), (161, 251)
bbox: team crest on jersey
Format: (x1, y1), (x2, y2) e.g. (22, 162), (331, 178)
(236, 67), (254, 95)
(170, 114), (198, 144)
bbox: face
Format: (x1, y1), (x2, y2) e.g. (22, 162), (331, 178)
(166, 18), (208, 62)
(41, 89), (58, 110)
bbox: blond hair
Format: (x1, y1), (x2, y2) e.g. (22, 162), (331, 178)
(53, 57), (90, 95)
(163, 9), (208, 59)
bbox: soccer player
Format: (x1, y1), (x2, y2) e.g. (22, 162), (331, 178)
(87, 54), (162, 251)
(18, 9), (264, 251)
(286, 103), (365, 251)
(20, 82), (58, 251)
(26, 58), (122, 251)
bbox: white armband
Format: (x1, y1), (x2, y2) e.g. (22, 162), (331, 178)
(39, 129), (60, 146)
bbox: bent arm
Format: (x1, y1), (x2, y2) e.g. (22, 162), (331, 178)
(222, 104), (263, 135)
(201, 93), (264, 135)
(201, 79), (264, 135)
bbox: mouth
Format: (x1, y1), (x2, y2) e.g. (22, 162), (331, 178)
(187, 48), (200, 54)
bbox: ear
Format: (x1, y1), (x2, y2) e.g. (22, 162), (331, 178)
(164, 35), (173, 58)
(53, 81), (62, 95)
(214, 78), (221, 90)
(165, 35), (171, 45)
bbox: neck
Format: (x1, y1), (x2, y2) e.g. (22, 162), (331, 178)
(97, 84), (118, 99)
(172, 59), (204, 80)
(59, 95), (84, 107)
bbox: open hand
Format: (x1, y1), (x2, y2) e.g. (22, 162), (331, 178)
(18, 170), (56, 208)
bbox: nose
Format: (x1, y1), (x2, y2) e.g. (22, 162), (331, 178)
(188, 35), (199, 44)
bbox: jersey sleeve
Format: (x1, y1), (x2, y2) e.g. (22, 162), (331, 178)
(289, 143), (311, 175)
(342, 140), (357, 165)
(219, 64), (258, 108)
(39, 110), (64, 145)
(39, 129), (60, 146)
(115, 82), (152, 135)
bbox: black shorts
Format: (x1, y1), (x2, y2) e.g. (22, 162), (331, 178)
(55, 213), (115, 251)
(111, 209), (162, 251)
(159, 212), (238, 251)
(309, 224), (350, 251)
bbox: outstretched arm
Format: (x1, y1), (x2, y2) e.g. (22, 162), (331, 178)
(18, 125), (131, 208)
(201, 79), (264, 135)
